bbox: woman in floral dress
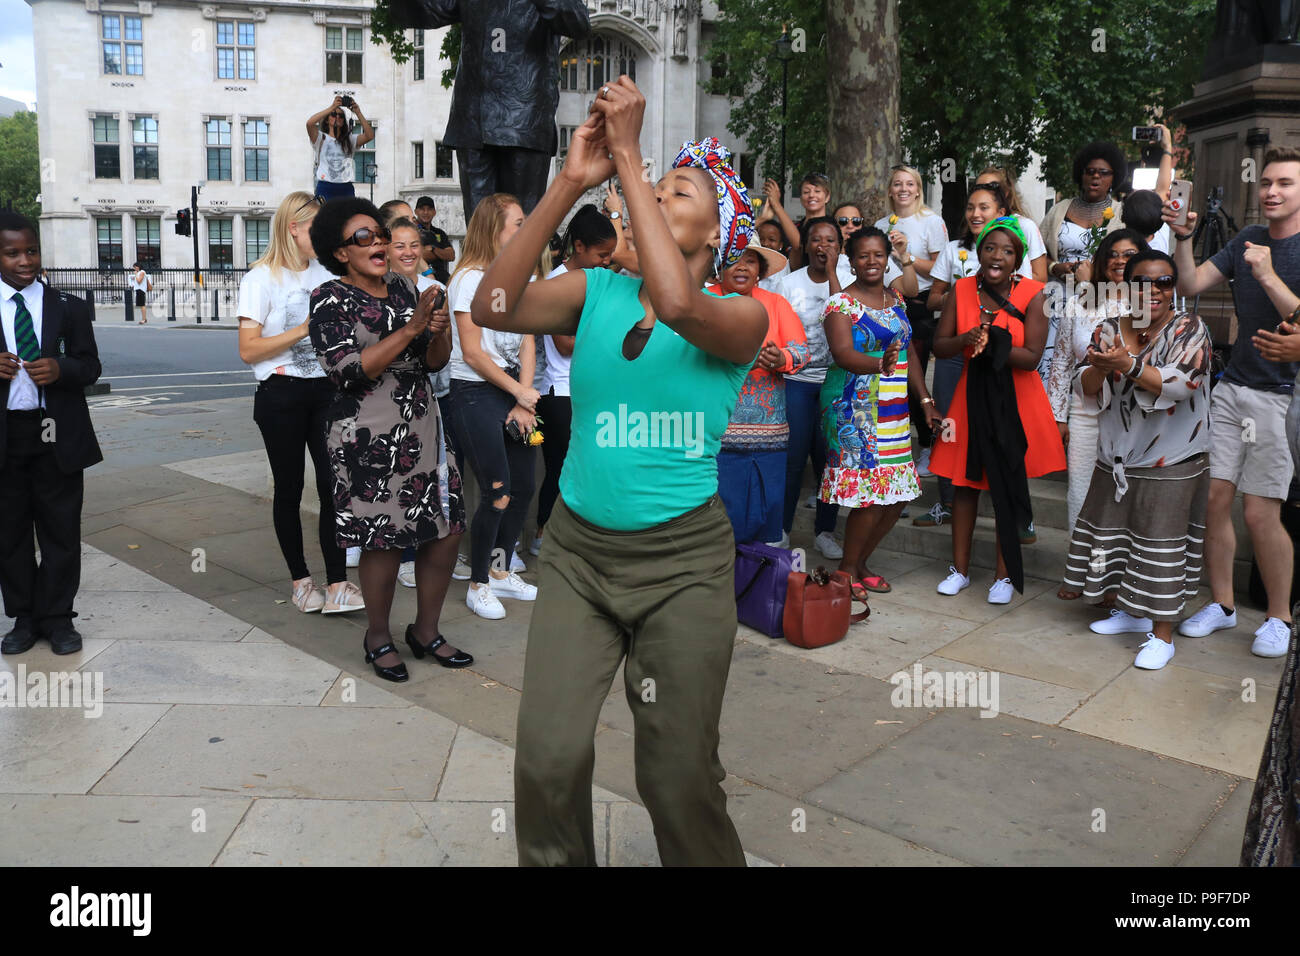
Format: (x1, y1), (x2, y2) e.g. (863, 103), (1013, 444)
(820, 227), (938, 596)
(308, 198), (473, 682)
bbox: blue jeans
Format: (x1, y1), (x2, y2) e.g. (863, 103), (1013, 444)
(717, 448), (785, 544)
(783, 378), (838, 535)
(314, 180), (354, 200)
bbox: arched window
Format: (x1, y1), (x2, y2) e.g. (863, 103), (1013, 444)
(559, 34), (637, 92)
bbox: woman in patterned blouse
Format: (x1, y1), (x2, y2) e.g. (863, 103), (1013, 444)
(309, 198), (473, 682)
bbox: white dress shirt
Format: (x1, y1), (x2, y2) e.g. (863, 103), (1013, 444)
(1, 277), (44, 410)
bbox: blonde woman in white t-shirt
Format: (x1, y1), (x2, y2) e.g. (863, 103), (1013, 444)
(237, 191), (364, 616)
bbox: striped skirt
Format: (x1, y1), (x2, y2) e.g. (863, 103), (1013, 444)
(1062, 454), (1209, 620)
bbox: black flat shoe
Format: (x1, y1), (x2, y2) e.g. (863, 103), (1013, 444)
(1, 618), (37, 655)
(46, 626), (83, 656)
(363, 634), (409, 683)
(405, 624), (473, 668)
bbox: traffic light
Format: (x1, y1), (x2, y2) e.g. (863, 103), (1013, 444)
(175, 208), (191, 236)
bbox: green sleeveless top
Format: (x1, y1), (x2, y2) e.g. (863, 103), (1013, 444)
(559, 268), (755, 531)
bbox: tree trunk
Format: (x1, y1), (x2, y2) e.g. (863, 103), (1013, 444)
(937, 137), (967, 238)
(825, 0), (899, 222)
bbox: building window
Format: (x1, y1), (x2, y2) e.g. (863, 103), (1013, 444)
(559, 35), (637, 93)
(243, 119), (269, 181)
(738, 153), (756, 189)
(135, 217), (161, 270)
(205, 118), (232, 181)
(325, 26), (363, 84)
(217, 20), (256, 80)
(434, 141), (453, 179)
(96, 217), (123, 269)
(354, 138), (376, 185)
(245, 219), (270, 265)
(92, 115), (120, 179)
(412, 141), (424, 180)
(208, 218), (233, 270)
(132, 116), (158, 180)
(412, 29), (424, 81)
(102, 14), (143, 76)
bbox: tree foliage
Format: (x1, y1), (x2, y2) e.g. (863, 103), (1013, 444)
(0, 111), (40, 221)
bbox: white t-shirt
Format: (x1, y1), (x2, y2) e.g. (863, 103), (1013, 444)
(447, 267), (526, 382)
(778, 267), (835, 384)
(931, 238), (1033, 285)
(1147, 224), (1172, 255)
(237, 260), (334, 380)
(836, 252), (903, 289)
(128, 270), (150, 293)
(315, 130), (360, 184)
(758, 261), (790, 293)
(541, 263), (573, 396)
(873, 210), (948, 291)
(1017, 214), (1048, 263)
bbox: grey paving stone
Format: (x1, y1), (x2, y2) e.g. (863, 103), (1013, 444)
(806, 708), (1236, 866)
(93, 703), (457, 800)
(0, 703), (170, 794)
(75, 592), (254, 643)
(0, 794), (250, 865)
(1178, 779), (1253, 867)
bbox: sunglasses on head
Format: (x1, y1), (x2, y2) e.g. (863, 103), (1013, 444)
(343, 226), (390, 248)
(1106, 248), (1138, 260)
(837, 216), (864, 227)
(295, 197), (323, 216)
(1130, 274), (1176, 289)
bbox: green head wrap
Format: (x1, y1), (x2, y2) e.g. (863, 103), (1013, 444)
(975, 216), (1027, 268)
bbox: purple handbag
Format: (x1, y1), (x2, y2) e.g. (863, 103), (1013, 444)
(734, 542), (797, 638)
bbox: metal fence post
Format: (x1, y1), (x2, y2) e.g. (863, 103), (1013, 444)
(124, 288), (133, 322)
(212, 288), (219, 322)
(168, 286), (176, 321)
(84, 289), (95, 322)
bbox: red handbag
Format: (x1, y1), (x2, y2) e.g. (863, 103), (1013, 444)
(782, 568), (869, 649)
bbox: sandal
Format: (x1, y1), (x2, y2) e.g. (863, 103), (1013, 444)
(1057, 585), (1082, 600)
(859, 574), (892, 594)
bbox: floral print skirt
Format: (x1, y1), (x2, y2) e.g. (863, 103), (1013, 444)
(327, 362), (466, 551)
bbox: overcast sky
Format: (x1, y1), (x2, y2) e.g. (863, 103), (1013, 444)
(1, 0), (36, 108)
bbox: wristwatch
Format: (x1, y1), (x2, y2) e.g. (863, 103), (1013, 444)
(608, 211), (621, 221)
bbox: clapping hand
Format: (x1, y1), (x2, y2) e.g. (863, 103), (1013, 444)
(757, 341), (784, 371)
(881, 340), (901, 375)
(1253, 321), (1300, 363)
(965, 323), (989, 357)
(1086, 342), (1131, 374)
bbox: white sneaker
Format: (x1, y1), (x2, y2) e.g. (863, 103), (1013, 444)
(322, 581), (365, 615)
(1089, 608), (1153, 635)
(451, 554), (471, 581)
(915, 447), (933, 478)
(1251, 617), (1291, 658)
(1179, 602), (1237, 638)
(345, 546), (361, 568)
(489, 571), (538, 601)
(937, 566), (970, 595)
(466, 583), (506, 620)
(397, 561), (416, 588)
(529, 535), (543, 556)
(815, 531), (843, 559)
(510, 550), (526, 573)
(1134, 635), (1176, 670)
(291, 578), (325, 613)
(767, 532), (790, 549)
(803, 494), (817, 510)
(988, 578), (1013, 605)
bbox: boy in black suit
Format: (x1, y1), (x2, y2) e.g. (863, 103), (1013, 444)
(0, 213), (103, 655)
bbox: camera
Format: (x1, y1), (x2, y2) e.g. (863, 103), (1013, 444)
(341, 95), (355, 109)
(1132, 126), (1160, 142)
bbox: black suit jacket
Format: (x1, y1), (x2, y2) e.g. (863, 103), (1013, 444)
(390, 0), (590, 153)
(0, 283), (103, 473)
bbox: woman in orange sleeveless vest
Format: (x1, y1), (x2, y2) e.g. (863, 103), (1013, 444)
(929, 217), (1065, 602)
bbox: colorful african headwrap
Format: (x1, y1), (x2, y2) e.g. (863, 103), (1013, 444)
(975, 216), (1028, 267)
(672, 137), (755, 274)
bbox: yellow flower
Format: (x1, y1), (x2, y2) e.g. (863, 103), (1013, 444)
(1102, 207), (1114, 221)
(528, 430), (545, 446)
(889, 214), (898, 226)
(958, 249), (968, 262)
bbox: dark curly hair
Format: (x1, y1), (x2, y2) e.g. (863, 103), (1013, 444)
(1120, 189), (1164, 237)
(1072, 142), (1128, 193)
(310, 197), (385, 276)
(843, 225), (890, 261)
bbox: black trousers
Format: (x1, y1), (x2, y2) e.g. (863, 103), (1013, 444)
(456, 146), (553, 217)
(0, 411), (84, 633)
(252, 376), (346, 584)
(535, 389), (571, 531)
(905, 296), (938, 446)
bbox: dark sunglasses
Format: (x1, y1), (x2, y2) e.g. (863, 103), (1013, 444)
(1130, 274), (1176, 289)
(343, 226), (390, 248)
(1083, 167), (1114, 178)
(295, 197), (323, 216)
(837, 216), (864, 227)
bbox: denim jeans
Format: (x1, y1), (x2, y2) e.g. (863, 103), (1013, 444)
(446, 377), (536, 583)
(718, 448), (786, 544)
(782, 377), (838, 535)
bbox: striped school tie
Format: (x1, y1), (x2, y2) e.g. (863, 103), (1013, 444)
(12, 292), (40, 362)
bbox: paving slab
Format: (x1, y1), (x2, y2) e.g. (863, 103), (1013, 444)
(1062, 663), (1276, 779)
(0, 793), (250, 866)
(878, 562), (1059, 625)
(92, 703), (458, 801)
(74, 592), (255, 643)
(2, 638), (115, 698)
(434, 725), (627, 803)
(82, 525), (262, 599)
(164, 450), (272, 503)
(81, 548), (177, 592)
(917, 654), (1090, 726)
(91, 640), (339, 706)
(320, 672), (412, 708)
(0, 703), (171, 794)
(806, 708), (1236, 866)
(1178, 779), (1252, 867)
